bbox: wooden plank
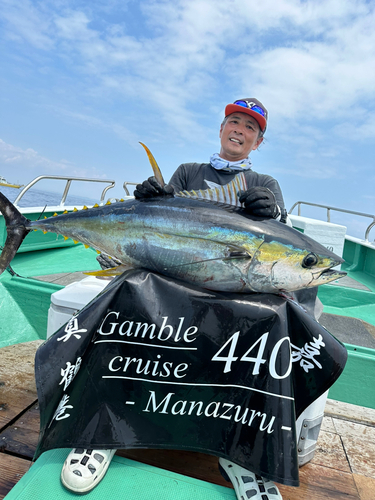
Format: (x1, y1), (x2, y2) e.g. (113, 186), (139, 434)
(311, 429), (351, 473)
(278, 463), (360, 500)
(332, 417), (375, 480)
(321, 415), (336, 433)
(0, 453), (31, 500)
(0, 394), (37, 430)
(117, 449), (228, 487)
(34, 271), (98, 286)
(0, 341), (41, 428)
(333, 418), (375, 442)
(326, 399), (375, 426)
(353, 474), (375, 500)
(0, 403), (40, 459)
(340, 433), (375, 479)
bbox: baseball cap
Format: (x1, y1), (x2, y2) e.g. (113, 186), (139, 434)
(225, 98), (268, 132)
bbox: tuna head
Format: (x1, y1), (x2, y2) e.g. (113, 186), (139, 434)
(246, 228), (345, 293)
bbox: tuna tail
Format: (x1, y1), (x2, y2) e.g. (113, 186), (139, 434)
(0, 192), (31, 275)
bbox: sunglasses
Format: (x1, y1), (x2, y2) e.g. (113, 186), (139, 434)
(234, 100), (266, 117)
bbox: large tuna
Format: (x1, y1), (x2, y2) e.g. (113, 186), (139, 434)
(0, 187), (345, 293)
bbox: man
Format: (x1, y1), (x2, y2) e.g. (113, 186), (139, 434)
(61, 98), (284, 500)
(134, 98), (285, 500)
(135, 98), (288, 225)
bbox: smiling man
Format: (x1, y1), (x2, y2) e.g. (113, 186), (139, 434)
(135, 98), (287, 223)
(219, 110), (264, 162)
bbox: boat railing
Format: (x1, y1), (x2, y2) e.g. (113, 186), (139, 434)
(289, 201), (375, 242)
(13, 175), (116, 207)
(122, 181), (139, 196)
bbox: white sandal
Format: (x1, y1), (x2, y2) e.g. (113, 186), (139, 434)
(219, 457), (282, 500)
(61, 448), (116, 493)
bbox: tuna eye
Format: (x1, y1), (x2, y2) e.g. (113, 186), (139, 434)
(302, 253), (318, 268)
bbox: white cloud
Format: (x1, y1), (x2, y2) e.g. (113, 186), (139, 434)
(271, 163), (339, 180)
(0, 138), (107, 180)
(51, 108), (140, 145)
(54, 10), (92, 41)
(334, 114), (375, 141)
(0, 138), (71, 171)
(1, 0), (375, 150)
(0, 0), (54, 49)
(230, 5), (375, 129)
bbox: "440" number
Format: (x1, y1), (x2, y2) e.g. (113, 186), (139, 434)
(211, 331), (292, 380)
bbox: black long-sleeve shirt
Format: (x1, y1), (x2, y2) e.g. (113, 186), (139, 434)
(169, 163), (285, 211)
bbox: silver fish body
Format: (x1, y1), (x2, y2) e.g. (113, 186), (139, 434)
(0, 192), (345, 293)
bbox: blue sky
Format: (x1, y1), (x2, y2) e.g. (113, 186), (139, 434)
(0, 0), (374, 239)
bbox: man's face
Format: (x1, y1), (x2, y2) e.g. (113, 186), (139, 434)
(219, 112), (263, 162)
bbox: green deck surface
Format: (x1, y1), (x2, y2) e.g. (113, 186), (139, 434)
(319, 266), (375, 409)
(318, 285), (375, 327)
(328, 344), (375, 408)
(318, 264), (375, 328)
(0, 245), (100, 348)
(4, 450), (234, 500)
(4, 243), (100, 277)
(0, 275), (60, 347)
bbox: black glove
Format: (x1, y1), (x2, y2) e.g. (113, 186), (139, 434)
(238, 187), (280, 219)
(96, 253), (122, 270)
(134, 176), (174, 199)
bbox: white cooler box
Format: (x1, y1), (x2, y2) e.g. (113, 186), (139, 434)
(47, 276), (111, 338)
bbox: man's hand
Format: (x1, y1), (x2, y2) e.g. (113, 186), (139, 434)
(134, 176), (174, 199)
(238, 187), (280, 218)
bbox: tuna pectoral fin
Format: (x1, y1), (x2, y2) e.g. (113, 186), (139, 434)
(227, 250), (251, 259)
(164, 249), (252, 270)
(0, 192), (31, 275)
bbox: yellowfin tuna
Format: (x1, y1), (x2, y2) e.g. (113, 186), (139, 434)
(0, 187), (345, 293)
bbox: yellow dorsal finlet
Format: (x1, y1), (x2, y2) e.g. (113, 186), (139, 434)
(63, 210), (68, 214)
(105, 200), (111, 205)
(93, 203), (99, 208)
(84, 244), (90, 249)
(73, 207), (78, 212)
(63, 236), (69, 241)
(53, 213), (58, 217)
(83, 206), (88, 210)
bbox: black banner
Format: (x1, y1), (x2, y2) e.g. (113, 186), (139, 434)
(35, 270), (347, 486)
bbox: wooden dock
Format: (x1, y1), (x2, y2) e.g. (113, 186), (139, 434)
(1, 341), (375, 500)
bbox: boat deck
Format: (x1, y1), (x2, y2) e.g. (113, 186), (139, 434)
(1, 341), (375, 500)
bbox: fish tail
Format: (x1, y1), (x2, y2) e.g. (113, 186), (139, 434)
(0, 192), (31, 275)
